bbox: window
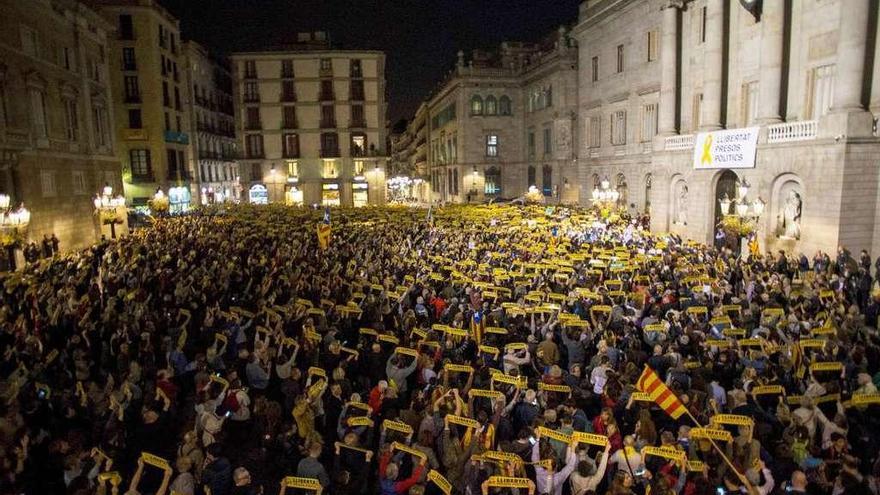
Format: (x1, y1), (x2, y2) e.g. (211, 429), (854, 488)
(321, 105), (335, 127)
(647, 30), (659, 62)
(589, 116), (601, 148)
(742, 81), (759, 125)
(122, 47), (136, 70)
(611, 110), (627, 145)
(93, 104), (108, 146)
(485, 167), (501, 195)
(693, 93), (703, 129)
(616, 44), (625, 73)
(21, 26), (38, 57)
(244, 60), (257, 78)
(281, 80), (296, 101)
(471, 95), (483, 115)
(161, 55), (167, 76)
(124, 76), (140, 102)
(164, 112), (170, 131)
(130, 149), (151, 177)
(72, 171), (86, 194)
(591, 56), (599, 82)
(453, 169), (459, 195)
(699, 7), (707, 44)
(174, 87), (181, 110)
(351, 133), (366, 156)
(246, 107), (260, 129)
(29, 89), (48, 138)
(321, 132), (339, 156)
(282, 106), (297, 128)
(320, 80), (334, 100)
(64, 99), (78, 141)
(350, 59), (362, 77)
(543, 127), (552, 155)
(158, 25), (167, 49)
(499, 95), (511, 115)
(485, 95), (497, 115)
(527, 165), (536, 187)
(350, 80), (364, 101)
(528, 131), (535, 158)
(40, 170), (56, 197)
(322, 158), (338, 178)
(486, 134), (498, 157)
(641, 103), (658, 142)
(283, 133), (299, 158)
(0, 81), (7, 126)
(244, 81), (259, 102)
(351, 105), (365, 127)
(286, 160), (298, 177)
(162, 81), (170, 107)
(118, 14), (134, 40)
(245, 134), (264, 158)
(542, 165), (552, 197)
(354, 160), (365, 176)
(63, 47), (76, 72)
(251, 163), (262, 181)
(320, 58), (332, 71)
(281, 59), (294, 78)
(809, 64), (835, 120)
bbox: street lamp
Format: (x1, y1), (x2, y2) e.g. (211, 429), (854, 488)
(0, 194), (31, 271)
(93, 184), (125, 239)
(148, 188), (169, 215)
(591, 176), (620, 212)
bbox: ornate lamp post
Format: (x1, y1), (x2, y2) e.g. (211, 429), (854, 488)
(0, 194), (30, 271)
(591, 176), (620, 214)
(148, 188), (169, 215)
(93, 184), (125, 239)
(718, 178), (765, 254)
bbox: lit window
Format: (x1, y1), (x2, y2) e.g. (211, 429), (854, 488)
(485, 95), (497, 115)
(322, 159), (338, 179)
(286, 160), (298, 177)
(486, 134), (498, 157)
(471, 95), (483, 115)
(354, 160), (365, 176)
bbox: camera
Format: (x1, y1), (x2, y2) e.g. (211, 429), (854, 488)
(225, 410), (232, 418)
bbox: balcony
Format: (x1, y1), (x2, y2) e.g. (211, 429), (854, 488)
(320, 147), (340, 158)
(281, 69), (295, 78)
(280, 92), (297, 102)
(243, 70), (258, 80)
(319, 91), (335, 101)
(163, 130), (189, 145)
(122, 128), (149, 141)
(349, 91), (365, 101)
(349, 119), (367, 129)
(767, 120), (818, 144)
(281, 120), (298, 130)
(124, 94), (141, 104)
(320, 119), (337, 129)
(243, 95), (260, 103)
(245, 121), (262, 131)
(664, 134), (695, 151)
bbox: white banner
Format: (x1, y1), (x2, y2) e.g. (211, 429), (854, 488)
(692, 127), (759, 170)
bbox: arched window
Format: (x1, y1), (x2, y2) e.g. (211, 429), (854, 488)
(499, 95), (511, 115)
(485, 95), (497, 115)
(527, 165), (536, 187)
(470, 95), (483, 115)
(542, 165), (553, 196)
(485, 166), (501, 195)
(452, 169), (459, 195)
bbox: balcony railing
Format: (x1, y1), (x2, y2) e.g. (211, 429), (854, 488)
(122, 128), (149, 141)
(665, 134), (695, 151)
(280, 92), (297, 102)
(282, 120), (298, 130)
(767, 120), (818, 143)
(320, 119), (336, 129)
(163, 130), (190, 145)
(245, 121), (262, 131)
(319, 91), (335, 101)
(243, 95), (260, 103)
(320, 147), (340, 158)
(349, 119), (367, 128)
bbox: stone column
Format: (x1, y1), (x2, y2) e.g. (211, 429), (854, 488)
(658, 1), (681, 135)
(832, 0), (870, 113)
(757, 0), (784, 123)
(700, 0), (724, 130)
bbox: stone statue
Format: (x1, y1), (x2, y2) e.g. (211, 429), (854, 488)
(676, 184), (688, 225)
(778, 190), (802, 239)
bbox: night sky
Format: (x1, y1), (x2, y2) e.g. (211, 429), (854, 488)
(161, 0), (581, 124)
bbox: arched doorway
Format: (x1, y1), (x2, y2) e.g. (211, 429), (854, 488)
(714, 170), (739, 250)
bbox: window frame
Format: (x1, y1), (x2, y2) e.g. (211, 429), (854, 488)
(485, 134), (498, 157)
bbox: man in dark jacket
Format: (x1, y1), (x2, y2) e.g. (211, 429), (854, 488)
(202, 444), (233, 495)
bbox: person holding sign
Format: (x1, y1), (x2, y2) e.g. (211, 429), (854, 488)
(531, 429), (578, 495)
(378, 442), (426, 495)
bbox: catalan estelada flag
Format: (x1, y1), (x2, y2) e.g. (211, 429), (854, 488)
(636, 365), (688, 419)
(316, 207), (331, 250)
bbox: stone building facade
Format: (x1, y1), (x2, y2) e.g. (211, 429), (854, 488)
(182, 41), (240, 204)
(0, 0), (122, 251)
(574, 0), (880, 257)
(90, 0), (195, 213)
(230, 33), (387, 207)
(423, 28), (579, 204)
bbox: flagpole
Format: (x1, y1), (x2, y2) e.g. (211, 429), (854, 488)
(682, 408), (756, 493)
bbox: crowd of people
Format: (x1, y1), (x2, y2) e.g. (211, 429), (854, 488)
(0, 203), (878, 495)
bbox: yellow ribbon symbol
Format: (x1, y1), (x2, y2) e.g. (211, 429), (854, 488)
(701, 135), (713, 166)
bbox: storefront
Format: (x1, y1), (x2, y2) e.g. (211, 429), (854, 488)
(322, 183), (340, 206)
(249, 184), (268, 204)
(169, 186), (191, 213)
(285, 185), (303, 206)
(353, 181), (368, 207)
